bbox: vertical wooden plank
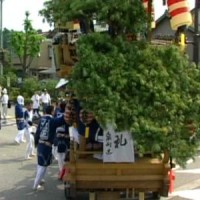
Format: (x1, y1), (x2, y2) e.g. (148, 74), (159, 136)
(126, 188), (129, 198)
(79, 135), (86, 158)
(131, 188), (135, 198)
(89, 192), (96, 200)
(73, 140), (78, 160)
(139, 192), (145, 200)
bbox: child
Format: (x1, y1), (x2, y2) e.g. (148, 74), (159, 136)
(54, 101), (69, 180)
(24, 101), (36, 160)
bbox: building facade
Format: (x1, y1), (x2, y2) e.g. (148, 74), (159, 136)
(152, 10), (194, 62)
(11, 35), (56, 80)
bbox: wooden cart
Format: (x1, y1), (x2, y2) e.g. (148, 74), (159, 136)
(63, 135), (170, 200)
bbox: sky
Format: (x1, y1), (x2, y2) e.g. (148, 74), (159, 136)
(2, 0), (195, 31)
(3, 0), (51, 31)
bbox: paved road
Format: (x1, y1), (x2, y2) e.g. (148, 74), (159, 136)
(167, 155), (200, 200)
(0, 124), (67, 200)
(1, 106), (200, 200)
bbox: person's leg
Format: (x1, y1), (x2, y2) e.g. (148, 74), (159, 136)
(15, 129), (25, 144)
(2, 105), (5, 119)
(57, 153), (63, 172)
(57, 152), (66, 179)
(42, 103), (45, 114)
(52, 145), (58, 161)
(20, 128), (26, 142)
(36, 108), (41, 117)
(33, 165), (47, 189)
(43, 103), (48, 114)
(30, 134), (36, 156)
(24, 129), (31, 159)
(2, 104), (7, 120)
(33, 109), (36, 115)
(5, 105), (7, 119)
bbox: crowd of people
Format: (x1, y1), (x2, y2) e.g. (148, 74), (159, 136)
(0, 88), (51, 122)
(1, 86), (103, 192)
(12, 89), (73, 191)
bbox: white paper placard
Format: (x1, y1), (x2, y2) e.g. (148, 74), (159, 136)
(103, 126), (135, 163)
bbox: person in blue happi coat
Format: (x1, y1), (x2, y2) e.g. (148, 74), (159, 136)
(33, 105), (68, 190)
(52, 101), (66, 161)
(14, 95), (26, 144)
(53, 101), (70, 180)
(56, 125), (70, 180)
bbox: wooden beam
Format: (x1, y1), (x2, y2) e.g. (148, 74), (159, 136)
(69, 175), (164, 181)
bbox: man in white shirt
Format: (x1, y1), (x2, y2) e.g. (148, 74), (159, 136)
(1, 89), (9, 122)
(31, 91), (41, 117)
(40, 89), (51, 114)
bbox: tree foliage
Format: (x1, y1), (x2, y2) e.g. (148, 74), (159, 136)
(41, 0), (200, 167)
(40, 0), (147, 35)
(11, 11), (44, 78)
(20, 78), (58, 101)
(71, 34), (200, 166)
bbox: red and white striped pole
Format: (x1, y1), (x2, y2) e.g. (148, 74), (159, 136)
(167, 0), (192, 30)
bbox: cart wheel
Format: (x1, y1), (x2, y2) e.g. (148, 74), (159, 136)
(64, 182), (72, 200)
(64, 182), (77, 200)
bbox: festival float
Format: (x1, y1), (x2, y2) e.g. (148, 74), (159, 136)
(40, 0), (200, 199)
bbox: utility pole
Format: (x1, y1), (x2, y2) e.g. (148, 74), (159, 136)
(0, 0), (3, 76)
(147, 0), (152, 42)
(193, 0), (200, 66)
